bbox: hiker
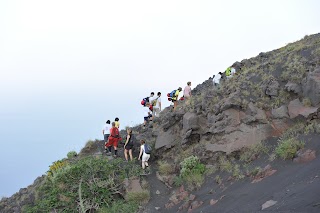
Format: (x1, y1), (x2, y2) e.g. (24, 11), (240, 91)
(225, 66), (236, 79)
(171, 87), (182, 111)
(105, 122), (120, 157)
(213, 72), (223, 88)
(102, 120), (111, 153)
(124, 128), (134, 161)
(138, 139), (150, 174)
(143, 102), (152, 127)
(152, 92), (161, 118)
(183, 81), (192, 100)
(141, 92), (154, 106)
(114, 117), (120, 129)
(148, 92), (155, 105)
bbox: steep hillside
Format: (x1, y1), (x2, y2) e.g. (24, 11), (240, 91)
(1, 33), (320, 213)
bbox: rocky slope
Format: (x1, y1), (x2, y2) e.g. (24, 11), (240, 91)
(1, 33), (320, 213)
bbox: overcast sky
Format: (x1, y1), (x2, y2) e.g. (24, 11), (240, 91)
(0, 0), (319, 197)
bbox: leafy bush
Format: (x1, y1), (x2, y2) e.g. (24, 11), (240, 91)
(275, 138), (304, 160)
(47, 159), (68, 177)
(179, 156), (206, 188)
(218, 157), (233, 173)
(67, 151), (77, 159)
(24, 157), (141, 213)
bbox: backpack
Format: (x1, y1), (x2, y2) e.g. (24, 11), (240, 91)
(167, 90), (176, 101)
(144, 143), (152, 154)
(141, 97), (149, 106)
(151, 97), (159, 106)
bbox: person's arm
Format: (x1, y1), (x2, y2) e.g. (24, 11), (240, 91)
(138, 146), (143, 160)
(102, 130), (104, 135)
(159, 101), (161, 111)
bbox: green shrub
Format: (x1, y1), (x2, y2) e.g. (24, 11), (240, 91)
(179, 156), (206, 188)
(24, 157), (141, 212)
(97, 201), (138, 213)
(67, 151), (77, 159)
(218, 157), (233, 173)
(240, 142), (269, 163)
(275, 138), (304, 160)
(126, 190), (150, 204)
(158, 161), (175, 175)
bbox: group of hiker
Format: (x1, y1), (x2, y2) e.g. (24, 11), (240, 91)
(102, 118), (152, 173)
(100, 66), (235, 172)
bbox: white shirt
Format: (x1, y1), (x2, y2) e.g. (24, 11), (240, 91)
(231, 68), (236, 76)
(149, 95), (155, 104)
(102, 124), (111, 135)
(213, 74), (221, 84)
(143, 107), (151, 117)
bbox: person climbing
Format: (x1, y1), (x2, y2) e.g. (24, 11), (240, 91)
(183, 82), (192, 100)
(114, 117), (120, 129)
(102, 120), (111, 153)
(141, 92), (154, 106)
(124, 128), (134, 161)
(105, 122), (120, 157)
(171, 87), (182, 111)
(138, 139), (151, 174)
(213, 72), (223, 88)
(143, 102), (152, 128)
(148, 92), (155, 105)
(225, 66), (236, 79)
(152, 92), (161, 118)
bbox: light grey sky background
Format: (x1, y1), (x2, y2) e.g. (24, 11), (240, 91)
(0, 0), (319, 197)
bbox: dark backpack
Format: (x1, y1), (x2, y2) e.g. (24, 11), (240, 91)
(144, 143), (152, 154)
(141, 97), (149, 106)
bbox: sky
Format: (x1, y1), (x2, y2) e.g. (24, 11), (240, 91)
(0, 0), (319, 197)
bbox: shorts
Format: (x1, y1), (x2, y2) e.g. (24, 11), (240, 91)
(125, 144), (134, 150)
(142, 153), (150, 162)
(105, 137), (119, 147)
(104, 134), (110, 142)
(144, 116), (149, 121)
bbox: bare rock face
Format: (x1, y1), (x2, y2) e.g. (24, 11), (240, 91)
(183, 112), (199, 132)
(155, 127), (181, 150)
(285, 82), (302, 94)
(271, 105), (289, 119)
(302, 67), (320, 105)
(288, 99), (318, 119)
(242, 102), (267, 124)
(206, 123), (273, 154)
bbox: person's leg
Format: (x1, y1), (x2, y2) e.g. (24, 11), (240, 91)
(129, 149), (133, 161)
(173, 101), (177, 111)
(141, 161), (146, 169)
(113, 139), (118, 157)
(124, 148), (128, 161)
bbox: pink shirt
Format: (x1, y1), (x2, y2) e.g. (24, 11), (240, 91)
(183, 86), (191, 97)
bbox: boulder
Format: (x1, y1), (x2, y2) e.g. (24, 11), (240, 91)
(265, 79), (280, 97)
(183, 112), (199, 132)
(206, 123), (274, 154)
(285, 82), (302, 94)
(271, 105), (289, 119)
(288, 99), (318, 119)
(302, 67), (320, 105)
(293, 149), (316, 163)
(155, 127), (181, 150)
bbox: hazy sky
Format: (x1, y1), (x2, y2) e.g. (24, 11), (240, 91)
(0, 0), (319, 197)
